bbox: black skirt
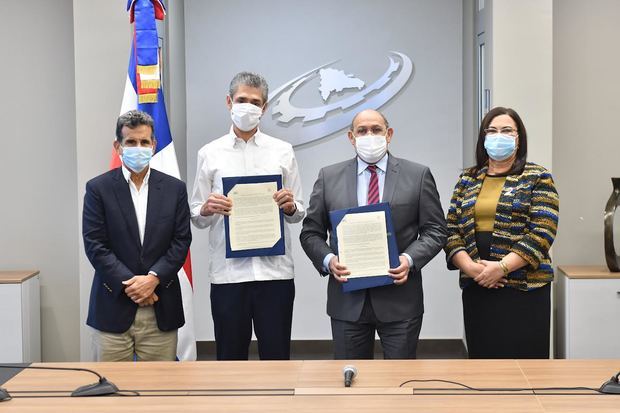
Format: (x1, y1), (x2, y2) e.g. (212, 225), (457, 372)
(462, 232), (550, 359)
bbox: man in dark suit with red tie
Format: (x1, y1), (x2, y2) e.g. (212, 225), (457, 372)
(83, 110), (191, 361)
(300, 109), (447, 359)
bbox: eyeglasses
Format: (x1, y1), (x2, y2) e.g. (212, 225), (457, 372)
(354, 126), (387, 136)
(484, 127), (518, 136)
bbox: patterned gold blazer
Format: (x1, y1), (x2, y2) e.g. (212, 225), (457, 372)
(445, 162), (559, 291)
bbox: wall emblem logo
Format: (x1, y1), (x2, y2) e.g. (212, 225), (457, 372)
(263, 51), (414, 147)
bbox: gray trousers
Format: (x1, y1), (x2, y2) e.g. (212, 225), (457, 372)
(331, 292), (423, 359)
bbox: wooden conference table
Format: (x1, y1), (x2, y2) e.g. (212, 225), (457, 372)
(2, 360), (619, 412)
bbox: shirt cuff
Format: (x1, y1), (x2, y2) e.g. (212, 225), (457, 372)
(323, 253), (335, 273)
(284, 200), (305, 223)
(190, 205), (215, 228)
(283, 201), (298, 217)
(148, 271), (158, 277)
(401, 253), (414, 271)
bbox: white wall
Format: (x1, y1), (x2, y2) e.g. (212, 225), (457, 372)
(492, 0), (553, 169)
(0, 0), (80, 361)
(553, 0), (620, 267)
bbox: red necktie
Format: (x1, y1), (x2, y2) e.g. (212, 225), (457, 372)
(367, 165), (380, 205)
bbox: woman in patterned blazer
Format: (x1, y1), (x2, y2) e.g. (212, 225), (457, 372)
(445, 107), (559, 359)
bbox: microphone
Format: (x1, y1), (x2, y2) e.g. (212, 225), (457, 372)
(0, 364), (119, 398)
(343, 365), (357, 387)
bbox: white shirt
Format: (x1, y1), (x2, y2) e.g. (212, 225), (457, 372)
(356, 154), (388, 205)
(122, 165), (150, 245)
(190, 129), (305, 284)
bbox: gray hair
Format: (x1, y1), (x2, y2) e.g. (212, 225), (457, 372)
(350, 110), (390, 131)
(115, 110), (155, 142)
(229, 71), (269, 104)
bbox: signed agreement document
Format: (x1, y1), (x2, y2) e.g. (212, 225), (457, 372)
(335, 211), (390, 278)
(228, 181), (281, 251)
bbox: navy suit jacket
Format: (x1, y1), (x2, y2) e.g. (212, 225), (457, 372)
(83, 167), (191, 333)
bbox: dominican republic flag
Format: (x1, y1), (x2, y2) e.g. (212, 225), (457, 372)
(110, 0), (197, 361)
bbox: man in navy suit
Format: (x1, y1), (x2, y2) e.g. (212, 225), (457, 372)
(83, 110), (191, 361)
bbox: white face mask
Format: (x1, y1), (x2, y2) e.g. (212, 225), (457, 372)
(355, 134), (388, 164)
(230, 102), (263, 132)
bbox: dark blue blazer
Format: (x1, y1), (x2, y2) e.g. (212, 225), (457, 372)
(83, 167), (191, 333)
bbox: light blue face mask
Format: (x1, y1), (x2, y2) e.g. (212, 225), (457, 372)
(121, 146), (153, 172)
(484, 134), (516, 161)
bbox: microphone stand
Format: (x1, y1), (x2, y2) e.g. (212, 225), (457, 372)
(0, 364), (119, 399)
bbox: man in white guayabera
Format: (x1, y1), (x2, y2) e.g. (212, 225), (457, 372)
(190, 72), (305, 360)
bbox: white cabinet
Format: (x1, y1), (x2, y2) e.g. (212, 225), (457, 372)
(556, 266), (620, 359)
(0, 271), (41, 362)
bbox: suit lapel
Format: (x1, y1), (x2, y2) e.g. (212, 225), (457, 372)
(383, 154), (400, 204)
(143, 170), (162, 249)
(345, 158), (359, 207)
(112, 168), (141, 249)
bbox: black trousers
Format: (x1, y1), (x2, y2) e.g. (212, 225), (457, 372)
(210, 279), (295, 360)
(331, 291), (423, 360)
(463, 232), (551, 359)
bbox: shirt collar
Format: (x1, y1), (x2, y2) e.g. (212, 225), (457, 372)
(228, 126), (262, 147)
(122, 164), (151, 185)
(356, 153), (389, 175)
